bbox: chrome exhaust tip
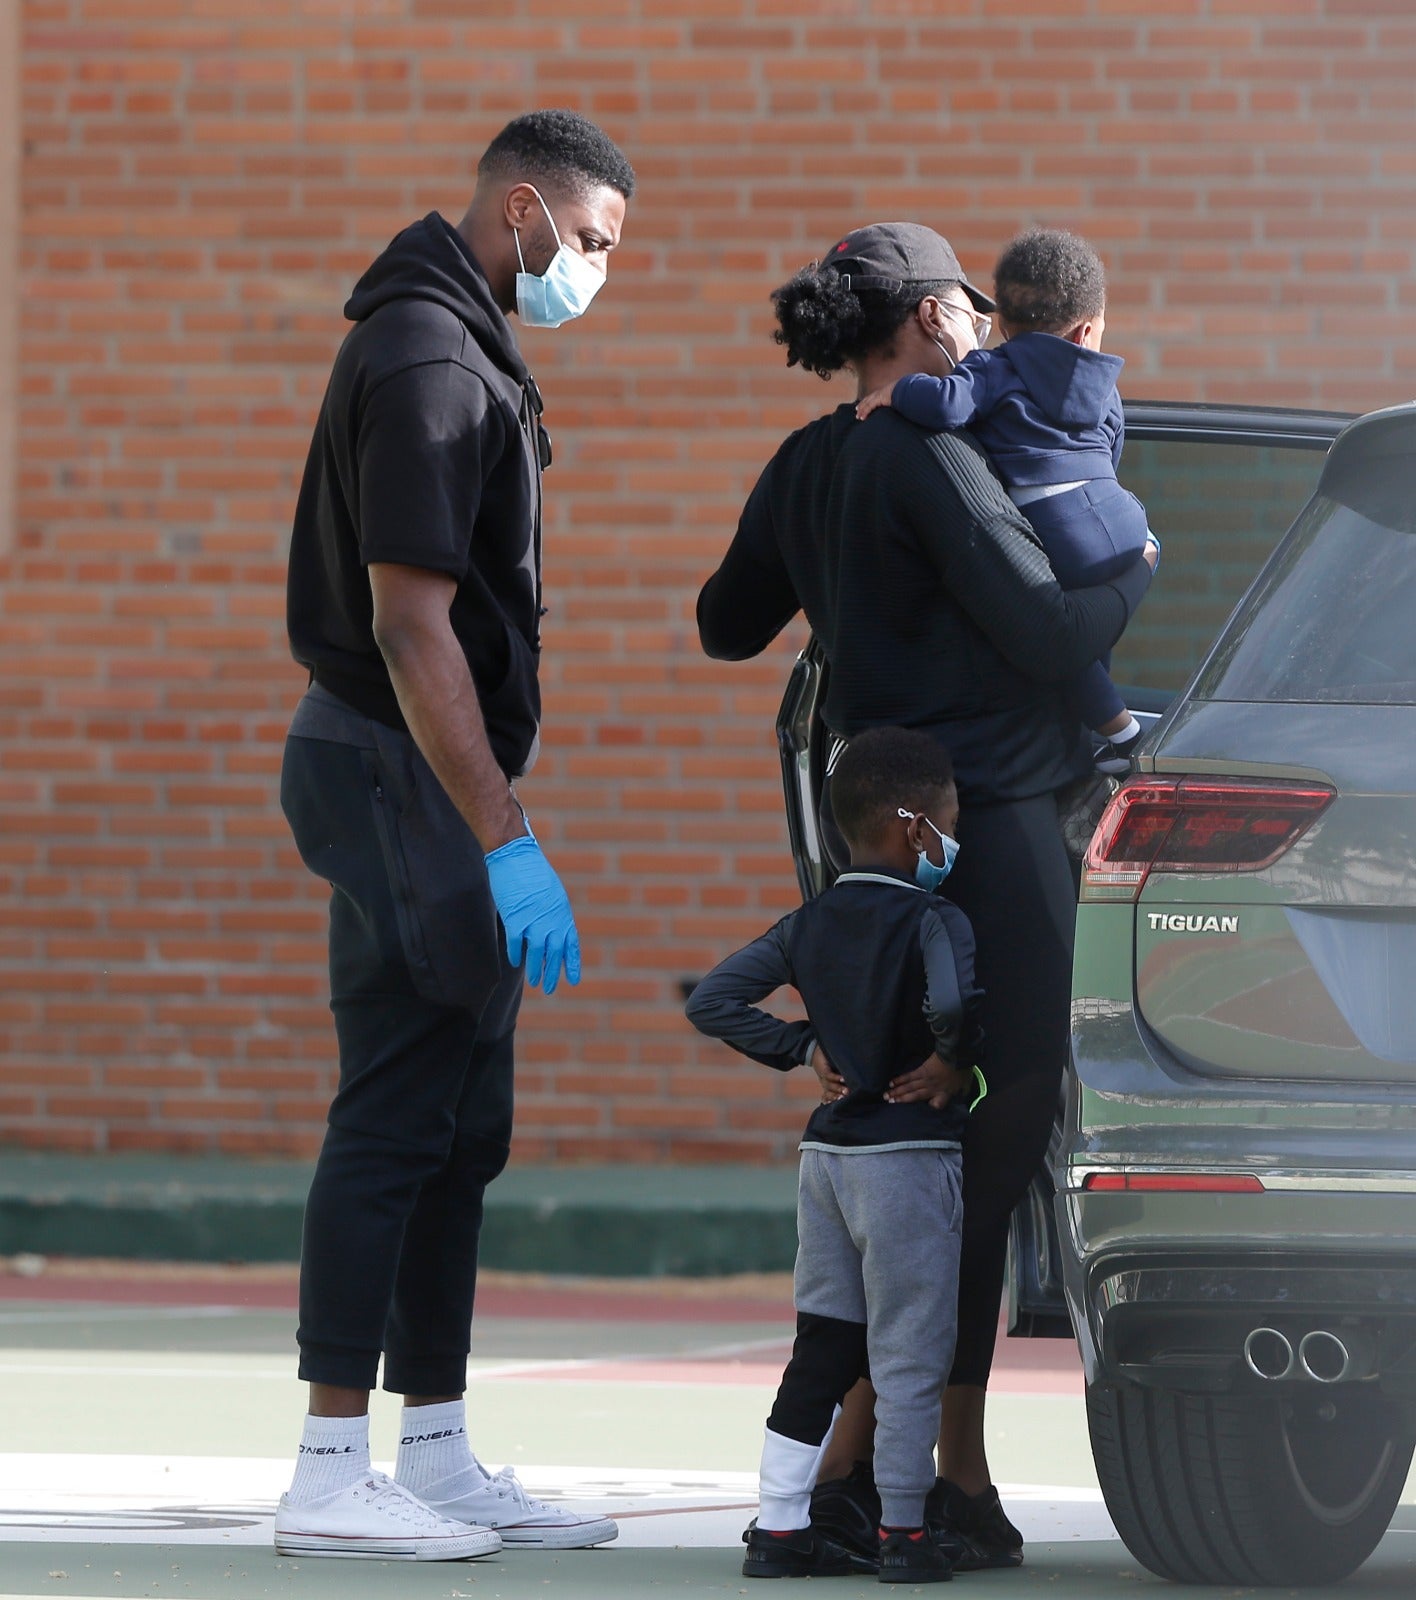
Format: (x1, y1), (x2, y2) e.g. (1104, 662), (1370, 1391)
(1244, 1326), (1295, 1380)
(1298, 1330), (1352, 1384)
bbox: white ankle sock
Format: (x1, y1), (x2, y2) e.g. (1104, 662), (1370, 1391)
(1108, 715), (1142, 747)
(287, 1413), (371, 1505)
(395, 1400), (481, 1496)
(757, 1427), (825, 1532)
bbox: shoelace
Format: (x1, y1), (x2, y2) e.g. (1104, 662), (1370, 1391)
(485, 1464), (539, 1513)
(361, 1473), (459, 1530)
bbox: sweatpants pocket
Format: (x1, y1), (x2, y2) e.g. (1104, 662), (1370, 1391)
(366, 722), (505, 1016)
(361, 748), (430, 972)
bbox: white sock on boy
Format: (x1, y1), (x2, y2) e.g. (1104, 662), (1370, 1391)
(757, 1427), (825, 1532)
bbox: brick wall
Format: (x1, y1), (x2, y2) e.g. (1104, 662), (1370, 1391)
(3, 1), (1415, 1163)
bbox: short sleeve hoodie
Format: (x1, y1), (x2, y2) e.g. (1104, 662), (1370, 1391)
(286, 213), (550, 778)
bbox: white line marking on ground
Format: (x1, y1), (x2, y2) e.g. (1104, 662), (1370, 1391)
(670, 1334), (795, 1360)
(0, 1456), (1122, 1549)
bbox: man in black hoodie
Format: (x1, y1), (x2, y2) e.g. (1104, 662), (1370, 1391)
(276, 110), (633, 1561)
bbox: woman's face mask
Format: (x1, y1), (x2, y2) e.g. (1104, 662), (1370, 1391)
(514, 187), (606, 329)
(930, 300), (989, 372)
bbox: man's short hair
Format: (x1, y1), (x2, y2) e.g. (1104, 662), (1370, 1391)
(831, 727), (956, 848)
(993, 228), (1106, 333)
(478, 109), (636, 203)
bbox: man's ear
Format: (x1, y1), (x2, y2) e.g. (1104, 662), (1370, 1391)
(503, 182), (538, 231)
(1064, 319), (1091, 347)
(915, 295), (944, 340)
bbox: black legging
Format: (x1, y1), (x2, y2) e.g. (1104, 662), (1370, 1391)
(820, 777), (1075, 1389)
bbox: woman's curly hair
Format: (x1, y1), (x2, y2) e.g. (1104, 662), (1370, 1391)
(770, 265), (954, 380)
(992, 228), (1105, 333)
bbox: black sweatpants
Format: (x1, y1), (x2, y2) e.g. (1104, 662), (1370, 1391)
(280, 685), (521, 1395)
(820, 778), (1074, 1390)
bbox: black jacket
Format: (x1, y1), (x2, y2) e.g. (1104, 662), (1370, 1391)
(287, 213), (549, 778)
(696, 408), (1152, 803)
(686, 871), (984, 1149)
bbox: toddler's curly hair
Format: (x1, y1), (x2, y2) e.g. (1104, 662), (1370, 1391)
(993, 228), (1106, 334)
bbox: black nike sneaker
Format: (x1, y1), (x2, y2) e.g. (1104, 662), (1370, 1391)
(878, 1525), (955, 1584)
(924, 1478), (1024, 1570)
(741, 1518), (856, 1579)
(809, 1459), (881, 1572)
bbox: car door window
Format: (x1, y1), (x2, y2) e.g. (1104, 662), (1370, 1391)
(1114, 436), (1328, 698)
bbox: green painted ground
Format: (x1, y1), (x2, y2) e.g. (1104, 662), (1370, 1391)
(1, 1294), (1413, 1598)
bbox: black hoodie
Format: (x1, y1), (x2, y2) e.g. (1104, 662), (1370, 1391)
(287, 213), (549, 777)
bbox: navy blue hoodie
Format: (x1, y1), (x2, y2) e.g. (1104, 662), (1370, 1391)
(287, 213), (549, 778)
(891, 332), (1125, 489)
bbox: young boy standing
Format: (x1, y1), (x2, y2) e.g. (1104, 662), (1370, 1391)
(686, 728), (985, 1585)
(856, 228), (1159, 773)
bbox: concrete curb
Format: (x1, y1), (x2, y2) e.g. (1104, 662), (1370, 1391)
(0, 1155), (799, 1278)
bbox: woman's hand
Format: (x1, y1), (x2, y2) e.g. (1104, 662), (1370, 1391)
(811, 1047), (848, 1104)
(855, 384), (896, 422)
(886, 1055), (971, 1110)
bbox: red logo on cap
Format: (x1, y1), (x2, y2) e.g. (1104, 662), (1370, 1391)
(836, 241), (848, 251)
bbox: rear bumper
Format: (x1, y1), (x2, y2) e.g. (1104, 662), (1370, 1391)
(1060, 1218), (1416, 1393)
(1062, 1000), (1416, 1391)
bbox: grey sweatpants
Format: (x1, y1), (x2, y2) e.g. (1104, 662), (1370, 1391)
(795, 1144), (964, 1529)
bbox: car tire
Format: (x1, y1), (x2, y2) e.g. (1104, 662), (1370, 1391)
(1086, 1376), (1413, 1586)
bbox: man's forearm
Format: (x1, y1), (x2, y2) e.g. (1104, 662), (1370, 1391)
(379, 620), (524, 853)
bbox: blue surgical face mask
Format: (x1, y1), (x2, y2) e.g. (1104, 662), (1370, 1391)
(899, 808), (960, 891)
(513, 187), (605, 329)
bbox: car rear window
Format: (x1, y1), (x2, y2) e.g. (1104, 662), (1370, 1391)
(1196, 492), (1416, 705)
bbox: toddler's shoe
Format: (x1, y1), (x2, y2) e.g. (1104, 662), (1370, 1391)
(741, 1518), (855, 1578)
(419, 1462), (617, 1549)
(1095, 725), (1145, 775)
(924, 1478), (1024, 1570)
(273, 1472), (501, 1561)
(877, 1526), (954, 1584)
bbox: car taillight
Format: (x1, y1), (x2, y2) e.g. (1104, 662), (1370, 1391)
(1080, 776), (1333, 901)
(1082, 1172), (1265, 1193)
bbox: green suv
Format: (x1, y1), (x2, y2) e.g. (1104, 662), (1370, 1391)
(777, 402), (1416, 1585)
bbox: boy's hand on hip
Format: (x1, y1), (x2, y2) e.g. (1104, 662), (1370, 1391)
(887, 1056), (970, 1109)
(485, 830), (582, 996)
(811, 1048), (848, 1104)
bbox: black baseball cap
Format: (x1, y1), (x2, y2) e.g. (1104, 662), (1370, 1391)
(822, 221), (995, 313)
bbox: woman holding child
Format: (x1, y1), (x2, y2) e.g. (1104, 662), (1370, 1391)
(696, 222), (1156, 1571)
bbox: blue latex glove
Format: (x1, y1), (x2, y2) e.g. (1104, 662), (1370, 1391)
(484, 826), (581, 995)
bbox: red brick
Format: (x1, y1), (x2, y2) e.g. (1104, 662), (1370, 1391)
(3, 6), (1413, 1164)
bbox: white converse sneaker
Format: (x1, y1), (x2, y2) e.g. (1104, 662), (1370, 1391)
(422, 1463), (618, 1550)
(274, 1472), (502, 1561)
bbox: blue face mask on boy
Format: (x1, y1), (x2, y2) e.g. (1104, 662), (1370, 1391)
(899, 808), (960, 892)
